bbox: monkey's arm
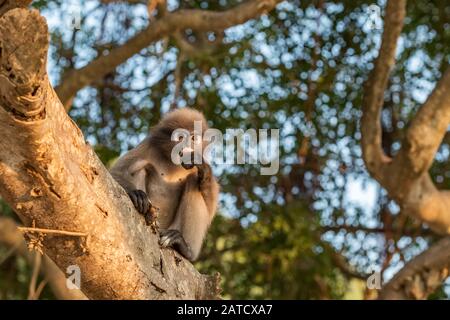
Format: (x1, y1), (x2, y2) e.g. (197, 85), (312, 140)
(110, 141), (152, 214)
(196, 162), (220, 216)
(161, 171), (218, 262)
(110, 164), (139, 194)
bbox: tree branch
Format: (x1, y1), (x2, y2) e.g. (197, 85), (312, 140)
(55, 0), (283, 109)
(361, 0), (450, 235)
(398, 177), (450, 234)
(0, 216), (88, 300)
(379, 237), (450, 300)
(361, 0), (406, 181)
(391, 68), (450, 182)
(0, 8), (220, 300)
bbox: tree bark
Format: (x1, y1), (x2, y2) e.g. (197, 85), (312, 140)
(55, 0), (283, 109)
(361, 0), (405, 181)
(379, 237), (450, 300)
(0, 8), (220, 300)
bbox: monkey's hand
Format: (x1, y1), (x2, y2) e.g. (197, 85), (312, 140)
(196, 161), (212, 187)
(159, 229), (194, 261)
(127, 190), (159, 231)
(127, 190), (152, 215)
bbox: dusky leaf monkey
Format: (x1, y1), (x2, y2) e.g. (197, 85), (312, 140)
(110, 108), (219, 261)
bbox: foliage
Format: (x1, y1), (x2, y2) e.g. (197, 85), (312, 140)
(1, 0), (449, 299)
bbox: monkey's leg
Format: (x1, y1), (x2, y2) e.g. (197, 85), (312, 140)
(159, 230), (193, 261)
(160, 175), (210, 261)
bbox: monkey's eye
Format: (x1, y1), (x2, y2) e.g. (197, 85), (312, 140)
(192, 135), (202, 145)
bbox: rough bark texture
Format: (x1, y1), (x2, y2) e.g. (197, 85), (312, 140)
(0, 216), (88, 300)
(55, 0), (283, 108)
(0, 8), (220, 300)
(379, 237), (450, 300)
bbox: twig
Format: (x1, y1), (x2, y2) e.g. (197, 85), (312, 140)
(18, 226), (88, 237)
(28, 253), (41, 300)
(32, 278), (48, 300)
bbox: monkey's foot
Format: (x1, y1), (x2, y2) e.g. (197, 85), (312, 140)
(127, 190), (152, 215)
(159, 229), (194, 261)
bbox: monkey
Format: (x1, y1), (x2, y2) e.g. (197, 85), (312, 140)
(110, 108), (219, 261)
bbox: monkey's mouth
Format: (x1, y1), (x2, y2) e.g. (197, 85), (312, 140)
(181, 162), (195, 170)
(179, 149), (196, 170)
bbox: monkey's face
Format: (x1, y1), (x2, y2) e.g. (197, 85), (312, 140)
(149, 108), (209, 168)
(177, 133), (203, 170)
(151, 127), (205, 168)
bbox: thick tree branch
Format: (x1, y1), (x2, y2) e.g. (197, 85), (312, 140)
(397, 176), (450, 234)
(0, 8), (220, 300)
(55, 0), (283, 109)
(379, 237), (450, 300)
(361, 0), (406, 180)
(0, 216), (88, 300)
(361, 0), (450, 235)
(391, 68), (450, 182)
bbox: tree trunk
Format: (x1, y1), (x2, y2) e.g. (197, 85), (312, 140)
(0, 8), (220, 300)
